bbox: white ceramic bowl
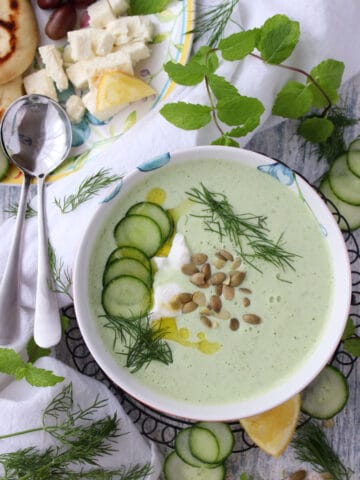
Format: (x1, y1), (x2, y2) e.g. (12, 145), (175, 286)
(73, 146), (352, 421)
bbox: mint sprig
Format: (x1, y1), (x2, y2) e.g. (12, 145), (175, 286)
(161, 13), (357, 162)
(0, 348), (64, 387)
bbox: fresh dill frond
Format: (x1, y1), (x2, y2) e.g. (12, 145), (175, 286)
(187, 183), (299, 272)
(316, 107), (358, 164)
(3, 201), (37, 219)
(54, 168), (122, 214)
(292, 421), (351, 480)
(0, 383), (152, 479)
(189, 0), (238, 47)
(102, 314), (173, 373)
(48, 242), (73, 301)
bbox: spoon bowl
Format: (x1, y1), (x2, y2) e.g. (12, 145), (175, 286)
(0, 94), (72, 347)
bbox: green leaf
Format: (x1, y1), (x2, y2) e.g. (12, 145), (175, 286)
(216, 95), (265, 127)
(191, 46), (219, 74)
(123, 110), (137, 132)
(343, 337), (360, 357)
(24, 364), (64, 387)
(272, 81), (313, 119)
(160, 102), (212, 130)
(151, 32), (169, 44)
(307, 59), (345, 108)
(218, 28), (259, 61)
(212, 135), (240, 147)
(257, 14), (300, 64)
(298, 117), (335, 143)
(0, 348), (25, 375)
(129, 0), (170, 14)
(27, 338), (51, 363)
(208, 73), (239, 100)
(342, 317), (356, 340)
(164, 60), (206, 86)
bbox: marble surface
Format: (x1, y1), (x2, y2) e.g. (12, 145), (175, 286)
(0, 75), (359, 480)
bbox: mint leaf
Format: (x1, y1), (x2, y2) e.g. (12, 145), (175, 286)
(342, 317), (356, 340)
(27, 337), (51, 363)
(218, 29), (259, 61)
(164, 61), (206, 86)
(307, 59), (345, 108)
(212, 135), (240, 147)
(272, 81), (313, 119)
(0, 348), (25, 375)
(191, 46), (219, 74)
(129, 0), (170, 14)
(208, 73), (239, 100)
(257, 14), (300, 64)
(298, 117), (334, 143)
(160, 102), (212, 130)
(343, 337), (360, 357)
(24, 364), (64, 387)
(216, 95), (264, 127)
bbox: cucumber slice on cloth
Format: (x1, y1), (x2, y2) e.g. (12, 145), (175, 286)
(329, 153), (360, 205)
(319, 177), (360, 231)
(163, 451), (226, 480)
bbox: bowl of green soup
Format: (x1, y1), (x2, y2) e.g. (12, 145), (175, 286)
(73, 146), (351, 421)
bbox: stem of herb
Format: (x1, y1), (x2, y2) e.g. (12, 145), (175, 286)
(250, 53), (333, 115)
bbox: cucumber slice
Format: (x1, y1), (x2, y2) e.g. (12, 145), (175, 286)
(163, 452), (225, 480)
(301, 365), (349, 420)
(349, 137), (360, 151)
(319, 177), (360, 231)
(102, 275), (151, 319)
(347, 148), (360, 178)
(189, 426), (219, 464)
(107, 245), (151, 271)
(0, 147), (9, 180)
(127, 201), (173, 242)
(195, 422), (234, 463)
(103, 257), (152, 287)
(329, 153), (360, 205)
(175, 428), (219, 469)
(114, 214), (163, 257)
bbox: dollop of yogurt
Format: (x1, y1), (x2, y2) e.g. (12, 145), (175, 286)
(151, 233), (191, 319)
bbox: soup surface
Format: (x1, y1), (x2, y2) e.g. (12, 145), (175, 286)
(88, 158), (334, 405)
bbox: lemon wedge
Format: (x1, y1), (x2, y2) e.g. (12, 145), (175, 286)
(240, 394), (301, 457)
(96, 70), (156, 111)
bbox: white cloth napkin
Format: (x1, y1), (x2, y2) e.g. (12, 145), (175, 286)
(0, 357), (162, 478)
(0, 0), (359, 474)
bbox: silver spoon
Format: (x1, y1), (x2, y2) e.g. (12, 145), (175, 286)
(0, 94), (72, 347)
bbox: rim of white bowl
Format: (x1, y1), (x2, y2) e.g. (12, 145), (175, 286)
(73, 146), (352, 421)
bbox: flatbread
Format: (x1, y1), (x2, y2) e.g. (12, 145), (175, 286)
(0, 0), (38, 85)
(0, 75), (23, 118)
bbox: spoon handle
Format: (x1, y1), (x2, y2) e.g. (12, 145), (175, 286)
(34, 175), (61, 349)
(0, 174), (31, 345)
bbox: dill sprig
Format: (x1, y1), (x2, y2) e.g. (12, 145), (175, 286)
(54, 168), (122, 214)
(0, 383), (152, 479)
(292, 421), (351, 480)
(48, 242), (73, 301)
(189, 0), (239, 47)
(315, 107), (359, 164)
(103, 314), (173, 373)
(187, 183), (299, 272)
(3, 201), (37, 219)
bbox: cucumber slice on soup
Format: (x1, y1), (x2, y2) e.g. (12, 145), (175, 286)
(126, 201), (173, 242)
(101, 275), (151, 319)
(106, 245), (152, 271)
(103, 257), (152, 287)
(114, 214), (163, 257)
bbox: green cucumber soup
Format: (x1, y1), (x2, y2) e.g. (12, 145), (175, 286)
(88, 158), (334, 406)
